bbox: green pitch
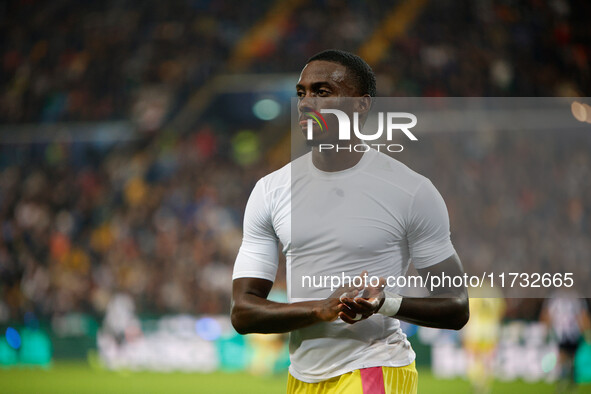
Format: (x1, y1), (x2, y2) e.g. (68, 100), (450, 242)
(0, 362), (582, 393)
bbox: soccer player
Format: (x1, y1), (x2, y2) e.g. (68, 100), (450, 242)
(462, 283), (505, 394)
(231, 49), (469, 393)
(540, 290), (591, 393)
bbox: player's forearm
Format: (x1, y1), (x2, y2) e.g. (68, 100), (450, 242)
(394, 254), (469, 330)
(394, 295), (469, 330)
(231, 295), (333, 334)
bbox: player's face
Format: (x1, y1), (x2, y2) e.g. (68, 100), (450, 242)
(296, 61), (360, 145)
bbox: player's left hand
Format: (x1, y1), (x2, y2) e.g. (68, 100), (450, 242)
(339, 272), (386, 324)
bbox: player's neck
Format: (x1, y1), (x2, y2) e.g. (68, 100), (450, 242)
(310, 148), (365, 172)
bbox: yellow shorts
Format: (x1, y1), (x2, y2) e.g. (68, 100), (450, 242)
(286, 362), (418, 394)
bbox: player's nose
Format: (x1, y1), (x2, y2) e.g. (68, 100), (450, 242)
(298, 95), (317, 114)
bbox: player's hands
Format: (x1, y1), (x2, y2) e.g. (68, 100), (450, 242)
(314, 283), (364, 323)
(339, 272), (386, 324)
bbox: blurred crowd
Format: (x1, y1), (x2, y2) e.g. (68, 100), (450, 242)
(1, 0), (271, 123)
(0, 128), (271, 320)
(4, 0), (588, 125)
(251, 0), (590, 97)
(375, 0), (590, 97)
(1, 0), (591, 322)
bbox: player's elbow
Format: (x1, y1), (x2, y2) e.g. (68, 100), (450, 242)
(231, 320), (250, 335)
(230, 303), (252, 335)
(231, 313), (249, 335)
(450, 297), (470, 330)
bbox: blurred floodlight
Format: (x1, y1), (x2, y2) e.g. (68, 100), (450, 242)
(252, 98), (281, 120)
(571, 100), (590, 123)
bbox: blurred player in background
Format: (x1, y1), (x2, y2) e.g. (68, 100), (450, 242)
(97, 292), (142, 368)
(462, 283), (505, 394)
(540, 291), (591, 393)
(231, 50), (469, 393)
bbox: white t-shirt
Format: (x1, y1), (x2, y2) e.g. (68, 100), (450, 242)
(233, 148), (456, 383)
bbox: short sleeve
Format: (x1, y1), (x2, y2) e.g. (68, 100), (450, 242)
(407, 180), (456, 269)
(232, 178), (279, 281)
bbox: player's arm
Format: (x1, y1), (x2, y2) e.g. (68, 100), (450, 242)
(341, 180), (469, 330)
(392, 253), (469, 330)
(340, 254), (469, 330)
(231, 278), (356, 334)
(394, 179), (469, 330)
(231, 178), (357, 334)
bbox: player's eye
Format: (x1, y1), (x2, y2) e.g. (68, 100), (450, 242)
(318, 89), (331, 97)
(296, 91), (305, 98)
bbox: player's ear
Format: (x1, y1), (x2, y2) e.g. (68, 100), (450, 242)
(354, 95), (372, 116)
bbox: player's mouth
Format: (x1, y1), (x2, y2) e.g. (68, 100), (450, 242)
(298, 117), (319, 127)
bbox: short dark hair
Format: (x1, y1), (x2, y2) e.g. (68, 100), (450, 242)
(306, 49), (377, 97)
